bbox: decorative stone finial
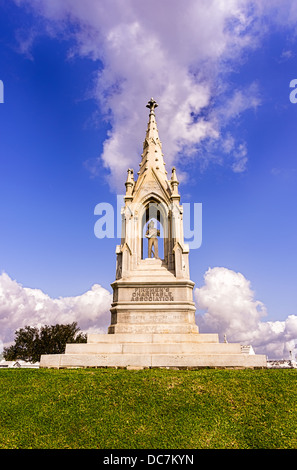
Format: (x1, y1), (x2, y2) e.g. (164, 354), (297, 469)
(146, 98), (158, 112)
(126, 168), (134, 184)
(170, 166), (180, 201)
(171, 167), (178, 182)
(125, 168), (135, 201)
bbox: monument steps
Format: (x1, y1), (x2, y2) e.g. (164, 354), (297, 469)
(126, 273), (175, 279)
(39, 333), (266, 368)
(131, 259), (175, 278)
(65, 341), (242, 355)
(88, 333), (219, 343)
(40, 332), (267, 369)
(107, 323), (198, 334)
(40, 352), (266, 369)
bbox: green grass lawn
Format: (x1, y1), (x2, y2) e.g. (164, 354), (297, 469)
(0, 368), (296, 449)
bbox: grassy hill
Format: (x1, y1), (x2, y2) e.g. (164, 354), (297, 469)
(0, 368), (296, 449)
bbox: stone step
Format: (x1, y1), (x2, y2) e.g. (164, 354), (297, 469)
(108, 323), (199, 334)
(139, 258), (164, 266)
(126, 273), (176, 281)
(128, 273), (176, 279)
(133, 267), (173, 272)
(88, 333), (219, 343)
(40, 352), (267, 369)
(133, 259), (175, 276)
(65, 341), (242, 355)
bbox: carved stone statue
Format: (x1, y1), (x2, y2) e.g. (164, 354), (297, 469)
(145, 220), (160, 258)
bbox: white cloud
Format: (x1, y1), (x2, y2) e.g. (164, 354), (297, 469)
(232, 142), (248, 173)
(280, 49), (294, 61)
(13, 0), (295, 187)
(1, 268), (296, 360)
(220, 134), (249, 173)
(218, 83), (261, 121)
(0, 272), (111, 350)
(195, 267), (297, 359)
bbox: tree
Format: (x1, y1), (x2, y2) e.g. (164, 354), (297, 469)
(3, 322), (87, 363)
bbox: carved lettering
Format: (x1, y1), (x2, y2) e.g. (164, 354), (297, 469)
(131, 287), (174, 301)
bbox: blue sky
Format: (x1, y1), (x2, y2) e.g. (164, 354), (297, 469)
(0, 0), (297, 356)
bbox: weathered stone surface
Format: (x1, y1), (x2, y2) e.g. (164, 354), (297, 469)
(87, 333), (219, 343)
(40, 348), (267, 369)
(65, 341), (242, 355)
(40, 330), (266, 369)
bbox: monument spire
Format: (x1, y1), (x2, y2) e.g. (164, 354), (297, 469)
(137, 98), (167, 179)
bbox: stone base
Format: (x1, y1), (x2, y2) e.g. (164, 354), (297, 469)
(109, 276), (198, 334)
(40, 333), (267, 369)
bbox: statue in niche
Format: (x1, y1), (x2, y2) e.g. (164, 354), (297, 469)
(145, 220), (160, 258)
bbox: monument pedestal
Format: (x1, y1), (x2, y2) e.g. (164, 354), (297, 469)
(109, 259), (198, 335)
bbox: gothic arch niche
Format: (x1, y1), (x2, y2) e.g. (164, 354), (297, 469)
(139, 199), (169, 262)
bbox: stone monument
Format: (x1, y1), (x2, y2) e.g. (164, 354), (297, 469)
(40, 99), (267, 369)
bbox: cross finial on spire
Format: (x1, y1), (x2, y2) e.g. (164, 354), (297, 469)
(146, 97), (158, 112)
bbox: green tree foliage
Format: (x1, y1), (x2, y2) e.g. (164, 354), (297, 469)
(3, 322), (87, 363)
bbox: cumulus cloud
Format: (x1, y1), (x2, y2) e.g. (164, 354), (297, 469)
(1, 268), (296, 360)
(0, 272), (111, 350)
(13, 0), (297, 188)
(195, 267), (297, 360)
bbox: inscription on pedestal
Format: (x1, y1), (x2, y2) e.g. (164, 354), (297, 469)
(131, 287), (174, 302)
